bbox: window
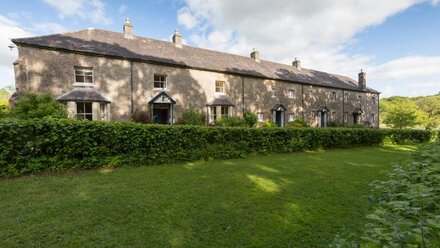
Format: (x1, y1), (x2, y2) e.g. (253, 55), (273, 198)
(100, 103), (106, 120)
(76, 102), (92, 120)
(288, 90), (295, 98)
(344, 92), (348, 102)
(372, 96), (376, 103)
(257, 112), (264, 122)
(344, 112), (348, 122)
(210, 107), (217, 122)
(215, 81), (225, 93)
(332, 111), (337, 121)
(271, 90), (276, 98)
(221, 106), (229, 117)
(371, 113), (375, 123)
(331, 92), (336, 101)
(288, 113), (295, 122)
(154, 74), (167, 89)
(75, 67), (93, 83)
(358, 95), (362, 101)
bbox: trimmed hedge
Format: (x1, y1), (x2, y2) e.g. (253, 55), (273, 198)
(0, 119), (434, 177)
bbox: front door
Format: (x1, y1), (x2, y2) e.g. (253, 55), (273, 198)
(275, 111), (282, 127)
(320, 111), (328, 127)
(353, 113), (360, 124)
(153, 104), (170, 124)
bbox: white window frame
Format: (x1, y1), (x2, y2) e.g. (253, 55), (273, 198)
(74, 67), (94, 84)
(215, 81), (225, 94)
(271, 90), (276, 98)
(371, 113), (375, 123)
(288, 90), (295, 98)
(288, 113), (295, 122)
(331, 111), (337, 122)
(257, 112), (264, 122)
(154, 74), (167, 90)
(344, 112), (348, 122)
(344, 92), (348, 102)
(76, 101), (93, 120)
(210, 106), (217, 122)
(220, 106), (229, 117)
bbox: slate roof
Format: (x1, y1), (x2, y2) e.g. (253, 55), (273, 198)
(206, 96), (235, 106)
(56, 87), (110, 102)
(12, 28), (379, 93)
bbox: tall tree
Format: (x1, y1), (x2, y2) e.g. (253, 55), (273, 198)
(383, 101), (427, 129)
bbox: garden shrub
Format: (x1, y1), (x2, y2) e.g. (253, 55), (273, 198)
(0, 119), (434, 177)
(10, 92), (67, 119)
(131, 110), (152, 124)
(331, 142), (440, 247)
(177, 106), (205, 125)
(260, 120), (277, 128)
(243, 111), (258, 127)
(215, 116), (247, 127)
(287, 118), (309, 128)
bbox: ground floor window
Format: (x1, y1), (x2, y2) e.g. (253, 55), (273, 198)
(371, 113), (375, 123)
(210, 107), (217, 122)
(257, 112), (264, 122)
(331, 111), (337, 122)
(76, 102), (93, 120)
(288, 113), (295, 122)
(344, 112), (348, 123)
(221, 106), (229, 117)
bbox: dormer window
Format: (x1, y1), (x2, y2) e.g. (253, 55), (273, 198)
(75, 67), (93, 84)
(215, 81), (225, 93)
(154, 74), (167, 89)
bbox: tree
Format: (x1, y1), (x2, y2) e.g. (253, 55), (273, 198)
(383, 102), (426, 129)
(0, 87), (11, 118)
(177, 106), (205, 125)
(10, 92), (67, 119)
(243, 110), (258, 127)
(414, 95), (440, 130)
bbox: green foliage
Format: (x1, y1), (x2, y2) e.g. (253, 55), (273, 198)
(215, 116), (247, 127)
(0, 119), (433, 177)
(177, 106), (205, 125)
(383, 102), (427, 129)
(331, 142), (440, 247)
(243, 110), (258, 127)
(0, 88), (11, 118)
(287, 118), (309, 128)
(381, 94), (440, 130)
(348, 124), (366, 128)
(131, 110), (152, 124)
(260, 120), (277, 128)
(10, 92), (67, 119)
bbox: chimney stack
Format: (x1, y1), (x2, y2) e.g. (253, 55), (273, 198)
(292, 58), (301, 70)
(123, 18), (133, 39)
(250, 48), (260, 62)
(173, 29), (182, 48)
(358, 69), (366, 90)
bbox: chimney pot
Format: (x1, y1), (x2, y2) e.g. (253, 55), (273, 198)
(173, 29), (183, 48)
(250, 48), (260, 62)
(358, 69), (366, 90)
(292, 58), (301, 70)
(123, 18), (133, 39)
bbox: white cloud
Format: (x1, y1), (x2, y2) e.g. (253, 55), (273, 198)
(177, 7), (198, 30)
(31, 22), (67, 34)
(42, 0), (112, 25)
(178, 0), (439, 97)
(118, 4), (128, 14)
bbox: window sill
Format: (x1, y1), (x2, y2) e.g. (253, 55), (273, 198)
(153, 88), (168, 91)
(73, 83), (94, 87)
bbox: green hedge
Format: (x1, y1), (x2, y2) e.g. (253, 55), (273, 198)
(0, 119), (434, 177)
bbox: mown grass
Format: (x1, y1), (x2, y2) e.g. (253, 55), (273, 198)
(0, 145), (415, 247)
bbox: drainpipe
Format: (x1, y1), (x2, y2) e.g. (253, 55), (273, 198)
(241, 76), (245, 116)
(342, 89), (345, 127)
(130, 60), (134, 114)
(301, 84), (305, 119)
(377, 94), (380, 128)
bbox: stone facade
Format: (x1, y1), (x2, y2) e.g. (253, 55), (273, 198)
(12, 24), (380, 127)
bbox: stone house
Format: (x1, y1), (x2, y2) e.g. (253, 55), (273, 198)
(11, 19), (380, 127)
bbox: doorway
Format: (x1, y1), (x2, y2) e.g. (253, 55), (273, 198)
(153, 104), (170, 124)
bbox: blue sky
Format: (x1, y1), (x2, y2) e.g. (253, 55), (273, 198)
(0, 0), (439, 97)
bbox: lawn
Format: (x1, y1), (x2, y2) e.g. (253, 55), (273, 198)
(0, 145), (415, 247)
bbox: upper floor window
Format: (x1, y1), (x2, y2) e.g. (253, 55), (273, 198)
(344, 92), (348, 102)
(75, 67), (93, 83)
(372, 96), (376, 103)
(215, 81), (225, 93)
(154, 74), (167, 89)
(271, 90), (277, 98)
(288, 90), (295, 98)
(358, 95), (362, 101)
(331, 92), (336, 101)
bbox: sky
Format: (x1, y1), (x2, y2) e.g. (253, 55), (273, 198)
(0, 0), (439, 97)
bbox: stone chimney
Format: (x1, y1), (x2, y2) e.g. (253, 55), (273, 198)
(172, 29), (182, 48)
(250, 48), (260, 62)
(358, 69), (366, 90)
(292, 58), (301, 70)
(123, 18), (133, 39)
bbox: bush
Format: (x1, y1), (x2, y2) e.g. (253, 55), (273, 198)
(331, 142), (440, 247)
(131, 110), (152, 124)
(348, 124), (365, 128)
(260, 120), (277, 128)
(0, 119), (434, 177)
(177, 106), (205, 125)
(243, 111), (258, 127)
(216, 116), (247, 127)
(10, 92), (67, 119)
(287, 118), (309, 128)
